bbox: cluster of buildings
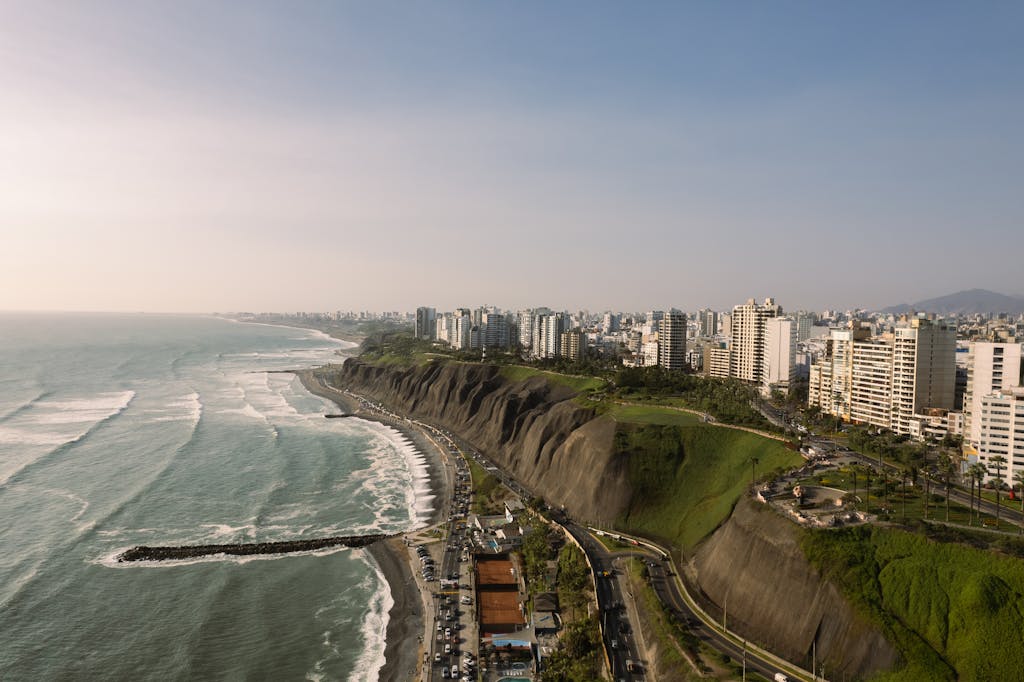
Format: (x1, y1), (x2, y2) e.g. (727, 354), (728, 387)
(805, 316), (1024, 487)
(415, 302), (1024, 487)
(416, 299), (801, 391)
(415, 306), (588, 363)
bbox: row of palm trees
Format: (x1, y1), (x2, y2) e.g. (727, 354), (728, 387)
(965, 455), (1024, 525)
(838, 453), (1024, 527)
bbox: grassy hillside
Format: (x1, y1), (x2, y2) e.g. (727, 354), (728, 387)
(497, 365), (606, 393)
(802, 526), (1024, 681)
(609, 403), (701, 427)
(615, 423), (801, 550)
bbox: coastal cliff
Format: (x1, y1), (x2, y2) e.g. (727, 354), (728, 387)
(329, 359), (630, 524)
(693, 497), (900, 679)
(327, 358), (898, 678)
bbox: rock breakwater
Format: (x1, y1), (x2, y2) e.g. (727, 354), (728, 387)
(117, 533), (392, 562)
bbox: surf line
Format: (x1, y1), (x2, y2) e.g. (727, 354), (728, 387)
(117, 533), (394, 562)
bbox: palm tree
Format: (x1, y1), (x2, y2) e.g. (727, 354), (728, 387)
(939, 454), (957, 523)
(1015, 470), (1024, 515)
(863, 467), (872, 509)
(751, 456), (759, 488)
(900, 467), (910, 522)
(969, 463), (987, 526)
(990, 455), (1009, 525)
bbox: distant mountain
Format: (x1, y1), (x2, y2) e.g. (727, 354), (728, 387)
(882, 289), (1024, 316)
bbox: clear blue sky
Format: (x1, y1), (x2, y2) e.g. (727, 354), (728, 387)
(2, 2), (1022, 313)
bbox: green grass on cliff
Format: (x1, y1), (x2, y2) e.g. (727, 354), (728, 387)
(615, 424), (801, 550)
(802, 525), (1024, 681)
(497, 365), (606, 393)
(609, 403), (701, 427)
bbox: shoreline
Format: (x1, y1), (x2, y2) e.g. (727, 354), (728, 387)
(296, 369), (451, 682)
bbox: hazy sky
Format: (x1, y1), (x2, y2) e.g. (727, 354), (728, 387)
(2, 2), (1022, 314)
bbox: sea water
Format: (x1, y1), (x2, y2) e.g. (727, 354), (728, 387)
(0, 313), (427, 681)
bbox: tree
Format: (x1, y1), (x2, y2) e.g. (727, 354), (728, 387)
(968, 463), (988, 526)
(863, 467), (872, 509)
(1015, 470), (1024, 514)
(900, 467), (910, 522)
(989, 455), (1009, 525)
(939, 453), (958, 523)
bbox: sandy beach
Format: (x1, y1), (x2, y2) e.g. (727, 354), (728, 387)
(296, 370), (452, 682)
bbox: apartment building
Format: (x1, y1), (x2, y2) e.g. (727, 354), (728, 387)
(705, 344), (731, 379)
(658, 311), (687, 370)
(729, 297), (782, 385)
(763, 317), (797, 394)
(533, 313), (565, 359)
(891, 318), (956, 434)
(976, 387), (1024, 486)
(808, 318), (956, 438)
(560, 329), (586, 363)
(964, 342), (1024, 454)
(415, 307), (436, 340)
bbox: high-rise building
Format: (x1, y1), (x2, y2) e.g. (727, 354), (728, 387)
(482, 312), (511, 348)
(763, 317), (797, 394)
(808, 319), (956, 437)
(729, 298), (782, 385)
(975, 387), (1024, 486)
(452, 310), (472, 350)
(794, 312), (816, 342)
(964, 342), (1024, 454)
(658, 311), (687, 370)
(602, 312), (620, 334)
(890, 318), (956, 434)
(698, 309), (719, 337)
(560, 329), (586, 363)
(533, 313), (565, 359)
(705, 344), (731, 379)
(415, 307), (436, 340)
(517, 310), (536, 349)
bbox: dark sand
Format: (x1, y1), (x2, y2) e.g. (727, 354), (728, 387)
(296, 370), (451, 681)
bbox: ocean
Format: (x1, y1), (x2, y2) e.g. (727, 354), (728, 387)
(0, 313), (429, 681)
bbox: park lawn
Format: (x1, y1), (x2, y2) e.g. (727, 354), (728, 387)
(617, 424), (802, 550)
(497, 365), (606, 393)
(610, 403), (701, 428)
(803, 525), (1024, 681)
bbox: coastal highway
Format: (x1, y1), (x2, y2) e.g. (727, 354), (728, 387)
(438, 430), (811, 681)
(324, 381), (811, 681)
(563, 521), (802, 682)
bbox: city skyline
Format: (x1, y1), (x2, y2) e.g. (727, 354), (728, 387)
(3, 2), (1023, 314)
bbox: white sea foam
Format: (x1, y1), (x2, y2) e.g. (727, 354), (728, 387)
(355, 420), (435, 530)
(0, 390), (136, 486)
(149, 392), (202, 424)
(346, 551), (393, 682)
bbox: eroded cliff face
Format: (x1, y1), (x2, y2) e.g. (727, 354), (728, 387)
(332, 359), (631, 523)
(334, 359), (899, 679)
(693, 498), (900, 680)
